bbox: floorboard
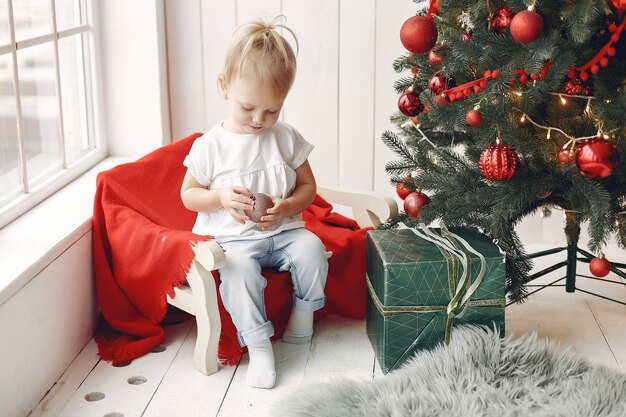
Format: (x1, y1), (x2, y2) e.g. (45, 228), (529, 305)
(33, 255), (626, 417)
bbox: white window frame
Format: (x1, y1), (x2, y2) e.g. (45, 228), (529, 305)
(0, 0), (105, 229)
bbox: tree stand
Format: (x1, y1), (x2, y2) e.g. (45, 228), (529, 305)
(516, 211), (626, 306)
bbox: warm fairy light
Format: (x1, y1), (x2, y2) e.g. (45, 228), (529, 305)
(603, 133), (610, 139)
(520, 114), (526, 123)
(559, 95), (567, 105)
(546, 129), (551, 139)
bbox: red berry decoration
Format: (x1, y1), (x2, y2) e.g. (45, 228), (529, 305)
(466, 108), (483, 127)
(404, 191), (431, 219)
(396, 178), (414, 200)
(557, 148), (576, 165)
(479, 143), (519, 181)
(489, 6), (513, 34)
(575, 137), (618, 178)
(510, 9), (544, 44)
(589, 253), (611, 277)
(398, 89), (424, 117)
(400, 15), (438, 54)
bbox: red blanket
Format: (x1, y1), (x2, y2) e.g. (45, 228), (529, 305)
(93, 133), (371, 365)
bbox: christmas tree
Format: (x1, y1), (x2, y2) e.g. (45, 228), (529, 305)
(383, 0), (626, 302)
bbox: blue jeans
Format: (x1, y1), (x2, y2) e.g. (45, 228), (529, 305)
(218, 228), (331, 347)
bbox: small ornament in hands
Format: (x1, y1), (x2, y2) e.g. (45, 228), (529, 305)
(245, 193), (275, 223)
(575, 137), (618, 178)
(479, 143), (518, 181)
(510, 8), (544, 44)
(400, 15), (438, 54)
(589, 253), (611, 277)
(403, 191), (430, 219)
(398, 89), (424, 117)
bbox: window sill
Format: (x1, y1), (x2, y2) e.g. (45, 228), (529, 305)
(0, 156), (134, 307)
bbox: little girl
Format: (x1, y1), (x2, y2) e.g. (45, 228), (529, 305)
(180, 16), (330, 389)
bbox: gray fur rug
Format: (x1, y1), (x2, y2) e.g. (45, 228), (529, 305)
(272, 326), (626, 417)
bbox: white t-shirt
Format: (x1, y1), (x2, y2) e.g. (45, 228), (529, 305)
(183, 120), (314, 243)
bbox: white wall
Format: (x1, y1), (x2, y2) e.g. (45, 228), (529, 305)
(0, 233), (98, 417)
(100, 0), (171, 155)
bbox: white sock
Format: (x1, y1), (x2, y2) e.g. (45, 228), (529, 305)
(282, 307), (313, 344)
(246, 338), (276, 389)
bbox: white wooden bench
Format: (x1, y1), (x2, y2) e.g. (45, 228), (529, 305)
(166, 185), (398, 375)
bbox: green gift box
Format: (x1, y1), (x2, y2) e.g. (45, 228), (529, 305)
(366, 227), (506, 374)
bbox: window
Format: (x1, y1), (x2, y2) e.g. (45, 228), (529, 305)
(0, 0), (102, 229)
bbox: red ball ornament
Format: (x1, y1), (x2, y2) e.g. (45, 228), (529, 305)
(428, 72), (455, 95)
(461, 31), (472, 42)
(575, 137), (618, 178)
(398, 89), (424, 117)
(589, 254), (611, 277)
(396, 178), (414, 200)
(428, 45), (444, 65)
(479, 143), (519, 181)
(400, 15), (438, 54)
(466, 109), (483, 127)
(489, 6), (513, 34)
(557, 148), (575, 165)
(510, 10), (544, 43)
(404, 191), (431, 219)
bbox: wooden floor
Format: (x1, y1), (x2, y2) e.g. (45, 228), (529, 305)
(32, 245), (626, 417)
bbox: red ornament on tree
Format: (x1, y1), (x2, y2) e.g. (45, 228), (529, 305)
(510, 9), (544, 43)
(564, 76), (592, 95)
(428, 45), (445, 65)
(575, 137), (618, 178)
(589, 253), (611, 277)
(466, 107), (483, 127)
(398, 89), (424, 117)
(428, 71), (455, 95)
(557, 148), (576, 165)
(396, 178), (414, 200)
(479, 143), (519, 181)
(400, 15), (438, 54)
(609, 0), (626, 13)
(404, 191), (431, 219)
(489, 6), (513, 34)
(461, 31), (472, 42)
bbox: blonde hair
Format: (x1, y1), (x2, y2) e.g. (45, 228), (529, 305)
(221, 16), (299, 97)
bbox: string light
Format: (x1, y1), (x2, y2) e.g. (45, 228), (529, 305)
(520, 114), (526, 123)
(513, 107), (612, 142)
(559, 95), (567, 105)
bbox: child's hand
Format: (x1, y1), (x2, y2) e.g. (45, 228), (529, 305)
(256, 197), (293, 229)
(218, 187), (254, 224)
